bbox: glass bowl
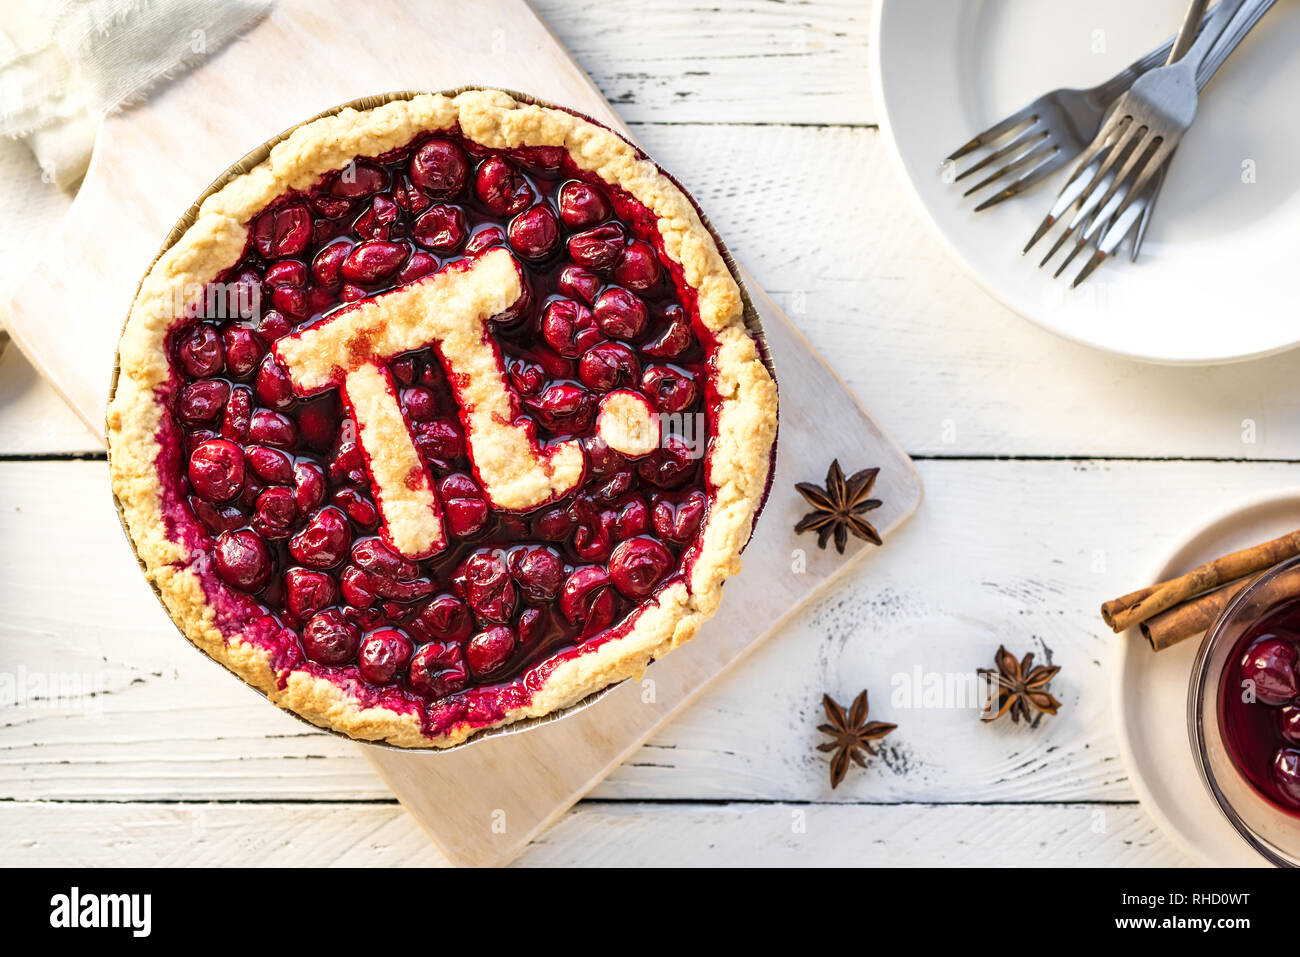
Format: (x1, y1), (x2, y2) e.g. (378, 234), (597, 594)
(1190, 554), (1300, 866)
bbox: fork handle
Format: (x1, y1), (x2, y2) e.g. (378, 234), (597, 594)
(1177, 0), (1249, 69)
(1197, 0), (1275, 88)
(1168, 0), (1211, 63)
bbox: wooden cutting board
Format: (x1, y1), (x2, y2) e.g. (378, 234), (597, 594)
(3, 0), (922, 865)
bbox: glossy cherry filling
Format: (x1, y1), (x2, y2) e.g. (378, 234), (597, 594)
(1219, 599), (1300, 813)
(161, 129), (719, 736)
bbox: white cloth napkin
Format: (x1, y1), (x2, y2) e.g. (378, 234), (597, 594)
(1, 0), (272, 189)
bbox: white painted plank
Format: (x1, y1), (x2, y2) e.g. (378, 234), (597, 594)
(532, 0), (875, 126)
(1, 801), (1190, 867)
(4, 457), (1289, 805)
(6, 124), (1300, 460)
(0, 347), (101, 455)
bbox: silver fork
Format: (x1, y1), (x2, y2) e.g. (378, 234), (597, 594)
(1035, 0), (1249, 284)
(944, 6), (1213, 212)
(1028, 0), (1272, 276)
(1074, 0), (1275, 282)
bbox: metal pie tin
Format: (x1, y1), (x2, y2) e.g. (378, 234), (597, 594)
(107, 87), (775, 752)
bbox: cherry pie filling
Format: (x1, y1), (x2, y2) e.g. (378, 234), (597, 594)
(159, 130), (721, 737)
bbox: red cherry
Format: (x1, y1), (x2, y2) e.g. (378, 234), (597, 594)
(351, 537), (419, 582)
(557, 265), (601, 305)
(438, 473), (488, 539)
(178, 379), (230, 425)
(220, 386), (253, 442)
(558, 180), (610, 228)
(293, 461), (327, 512)
(459, 553), (517, 624)
(593, 287), (648, 340)
(302, 608), (361, 665)
(413, 203), (467, 252)
(651, 490), (708, 545)
(289, 506), (352, 569)
(637, 436), (698, 489)
(532, 505), (577, 542)
(331, 161), (386, 198)
(613, 240), (661, 291)
(578, 342), (640, 392)
(508, 546), (564, 602)
(214, 529), (273, 592)
(265, 260), (307, 287)
(525, 383), (595, 434)
(642, 365), (698, 413)
(567, 222), (626, 271)
(397, 251), (439, 284)
(474, 156), (532, 215)
(643, 307), (693, 359)
(517, 607), (552, 650)
(341, 240), (408, 283)
(248, 409), (298, 448)
(401, 386), (438, 422)
(507, 357), (546, 396)
(412, 418), (465, 465)
(191, 498), (246, 535)
(331, 488), (379, 529)
(258, 309), (292, 342)
(188, 439), (245, 502)
(1280, 705), (1300, 745)
(252, 203), (312, 258)
(1273, 749), (1300, 806)
(571, 496), (615, 563)
(616, 496), (650, 538)
(252, 486), (298, 540)
(284, 567), (338, 620)
(340, 565), (377, 608)
(541, 299), (602, 358)
(508, 204), (560, 259)
(466, 626), (517, 678)
(465, 225), (507, 255)
(410, 139), (469, 198)
(178, 323), (224, 378)
(311, 241), (352, 288)
(255, 355), (296, 410)
(1242, 636), (1300, 706)
(358, 628), (414, 684)
(608, 538), (674, 599)
(245, 445), (293, 484)
(409, 641), (469, 697)
(222, 327), (265, 377)
(410, 594), (474, 644)
(559, 566), (616, 630)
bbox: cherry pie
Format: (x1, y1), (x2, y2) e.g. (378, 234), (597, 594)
(107, 89), (778, 747)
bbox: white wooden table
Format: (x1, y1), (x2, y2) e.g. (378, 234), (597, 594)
(14, 0), (1293, 866)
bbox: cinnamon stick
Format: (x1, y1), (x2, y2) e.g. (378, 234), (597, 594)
(1104, 529), (1300, 634)
(1139, 580), (1248, 652)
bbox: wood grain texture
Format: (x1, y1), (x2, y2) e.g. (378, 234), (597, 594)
(7, 457), (1294, 815)
(0, 801), (1191, 867)
(531, 0), (875, 125)
(0, 0), (919, 866)
(0, 0), (1259, 867)
(7, 124), (1300, 460)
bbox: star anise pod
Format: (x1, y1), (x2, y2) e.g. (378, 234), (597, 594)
(978, 645), (1062, 724)
(795, 459), (883, 554)
(816, 690), (897, 788)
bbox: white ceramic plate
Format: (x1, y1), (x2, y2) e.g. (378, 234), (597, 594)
(870, 0), (1300, 365)
(1112, 490), (1300, 867)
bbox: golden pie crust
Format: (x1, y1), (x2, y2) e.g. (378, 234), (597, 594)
(107, 89), (778, 748)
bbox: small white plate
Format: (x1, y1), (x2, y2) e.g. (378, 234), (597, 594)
(1112, 490), (1300, 866)
(870, 0), (1300, 365)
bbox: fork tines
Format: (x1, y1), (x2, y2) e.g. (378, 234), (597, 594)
(944, 108), (1061, 212)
